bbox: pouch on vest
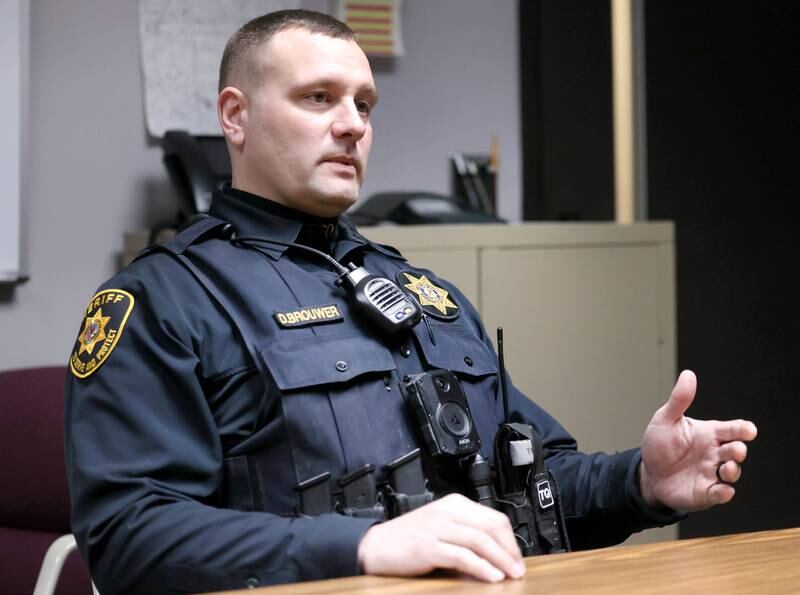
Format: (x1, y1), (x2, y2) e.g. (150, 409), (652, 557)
(382, 448), (434, 518)
(494, 422), (571, 555)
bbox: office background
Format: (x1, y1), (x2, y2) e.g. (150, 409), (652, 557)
(1, 0), (797, 542)
(519, 1), (799, 539)
(0, 0), (521, 369)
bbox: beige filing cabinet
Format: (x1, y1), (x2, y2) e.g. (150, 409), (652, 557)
(123, 221), (677, 544)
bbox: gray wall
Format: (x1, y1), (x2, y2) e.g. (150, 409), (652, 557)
(0, 0), (520, 371)
(363, 0), (521, 216)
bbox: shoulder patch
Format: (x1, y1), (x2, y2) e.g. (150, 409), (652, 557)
(69, 289), (135, 378)
(397, 270), (460, 320)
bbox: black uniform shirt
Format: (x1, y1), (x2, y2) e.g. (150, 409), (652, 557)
(65, 188), (682, 595)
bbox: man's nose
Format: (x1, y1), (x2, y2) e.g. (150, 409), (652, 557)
(331, 101), (367, 141)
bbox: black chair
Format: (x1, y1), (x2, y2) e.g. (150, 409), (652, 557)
(161, 130), (231, 217)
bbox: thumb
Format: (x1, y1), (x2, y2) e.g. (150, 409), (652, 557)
(659, 369), (697, 422)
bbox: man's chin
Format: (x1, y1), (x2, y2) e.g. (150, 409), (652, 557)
(307, 186), (360, 217)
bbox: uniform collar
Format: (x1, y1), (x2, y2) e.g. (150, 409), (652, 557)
(207, 186), (402, 262)
(207, 186), (327, 259)
(334, 217), (407, 263)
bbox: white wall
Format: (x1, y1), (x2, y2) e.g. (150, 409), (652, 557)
(0, 0), (28, 282)
(0, 0), (521, 370)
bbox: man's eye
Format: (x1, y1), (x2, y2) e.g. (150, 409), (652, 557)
(308, 92), (328, 104)
(356, 100), (372, 116)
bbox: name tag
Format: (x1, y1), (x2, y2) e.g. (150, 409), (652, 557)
(274, 304), (344, 328)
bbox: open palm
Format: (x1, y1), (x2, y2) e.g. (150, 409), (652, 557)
(639, 370), (757, 512)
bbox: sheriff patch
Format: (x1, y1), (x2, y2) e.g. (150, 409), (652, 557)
(70, 289), (134, 379)
(274, 304), (344, 328)
(397, 271), (459, 320)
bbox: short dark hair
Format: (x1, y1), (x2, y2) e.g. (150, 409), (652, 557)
(219, 9), (356, 92)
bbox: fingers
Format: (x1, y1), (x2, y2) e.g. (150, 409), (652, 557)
(713, 419), (758, 442)
(659, 369), (697, 422)
(433, 522), (524, 581)
(707, 481), (735, 505)
(449, 498), (522, 566)
(717, 460), (742, 483)
(358, 494), (525, 583)
(715, 440), (748, 486)
(432, 541), (507, 583)
(433, 494), (523, 577)
(718, 441), (748, 464)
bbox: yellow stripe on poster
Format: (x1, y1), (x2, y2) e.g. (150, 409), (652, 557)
(357, 33), (394, 43)
(339, 0), (404, 57)
(349, 0), (392, 5)
(347, 19), (392, 31)
(347, 2), (391, 9)
(347, 11), (390, 21)
(359, 47), (395, 55)
(359, 41), (395, 49)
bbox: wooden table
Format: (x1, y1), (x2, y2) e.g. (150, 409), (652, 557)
(210, 527), (800, 594)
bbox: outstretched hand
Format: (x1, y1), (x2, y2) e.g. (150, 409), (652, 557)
(639, 370), (758, 512)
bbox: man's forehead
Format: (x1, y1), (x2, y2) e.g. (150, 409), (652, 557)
(258, 27), (375, 86)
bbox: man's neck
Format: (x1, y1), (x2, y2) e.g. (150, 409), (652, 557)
(225, 185), (338, 224)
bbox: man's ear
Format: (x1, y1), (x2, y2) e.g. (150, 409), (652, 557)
(218, 86), (248, 147)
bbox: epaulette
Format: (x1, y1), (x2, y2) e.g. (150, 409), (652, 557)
(134, 214), (231, 262)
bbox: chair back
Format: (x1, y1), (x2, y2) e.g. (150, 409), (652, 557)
(0, 366), (92, 595)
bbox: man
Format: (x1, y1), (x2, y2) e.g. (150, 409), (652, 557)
(65, 10), (757, 594)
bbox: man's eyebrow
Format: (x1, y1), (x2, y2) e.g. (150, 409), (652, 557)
(362, 87), (379, 105)
(295, 78), (379, 102)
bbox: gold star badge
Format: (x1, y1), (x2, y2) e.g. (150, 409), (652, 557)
(78, 308), (111, 355)
(401, 272), (459, 318)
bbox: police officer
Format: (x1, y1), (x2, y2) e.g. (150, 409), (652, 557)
(65, 10), (758, 594)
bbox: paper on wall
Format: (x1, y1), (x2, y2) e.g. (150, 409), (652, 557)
(138, 0), (300, 137)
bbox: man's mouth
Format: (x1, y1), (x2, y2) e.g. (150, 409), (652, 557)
(323, 155), (358, 171)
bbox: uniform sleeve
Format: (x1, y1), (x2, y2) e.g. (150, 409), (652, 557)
(441, 281), (685, 551)
(65, 264), (376, 595)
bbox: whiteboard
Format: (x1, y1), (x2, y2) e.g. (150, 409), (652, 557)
(0, 0), (27, 282)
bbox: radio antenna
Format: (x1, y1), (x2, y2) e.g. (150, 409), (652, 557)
(497, 327), (510, 423)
